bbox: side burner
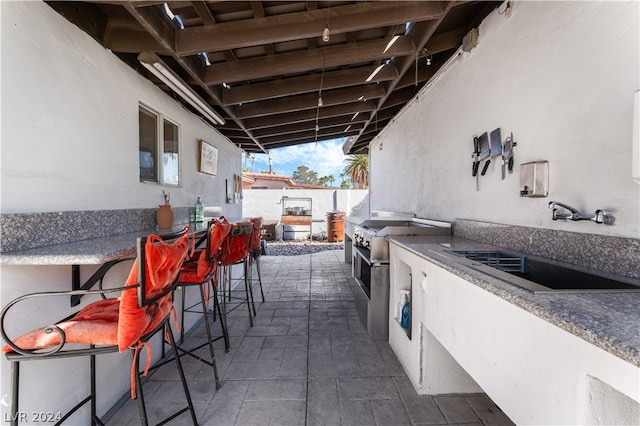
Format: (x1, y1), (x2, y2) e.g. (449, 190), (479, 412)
(354, 218), (451, 264)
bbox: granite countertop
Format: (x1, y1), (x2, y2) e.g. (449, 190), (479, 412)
(387, 235), (640, 368)
(0, 222), (209, 266)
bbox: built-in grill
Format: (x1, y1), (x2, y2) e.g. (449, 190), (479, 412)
(351, 217), (451, 339)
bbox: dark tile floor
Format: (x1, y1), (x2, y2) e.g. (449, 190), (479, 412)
(107, 249), (514, 425)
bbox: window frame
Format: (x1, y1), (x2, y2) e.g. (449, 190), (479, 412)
(138, 104), (182, 187)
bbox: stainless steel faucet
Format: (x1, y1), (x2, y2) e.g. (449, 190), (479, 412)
(548, 201), (615, 225)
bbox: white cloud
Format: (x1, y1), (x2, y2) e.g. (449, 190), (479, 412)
(246, 138), (349, 179)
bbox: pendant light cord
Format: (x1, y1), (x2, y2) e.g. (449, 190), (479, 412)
(316, 2), (331, 143)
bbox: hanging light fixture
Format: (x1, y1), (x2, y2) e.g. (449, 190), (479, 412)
(138, 51), (225, 125)
(322, 26), (330, 43)
(426, 51), (433, 66)
(315, 45), (327, 143)
(322, 1), (331, 43)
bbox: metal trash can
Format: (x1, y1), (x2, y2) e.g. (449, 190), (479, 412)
(326, 211), (345, 242)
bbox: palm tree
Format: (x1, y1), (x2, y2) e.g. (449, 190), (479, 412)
(339, 172), (350, 189)
(343, 154), (369, 189)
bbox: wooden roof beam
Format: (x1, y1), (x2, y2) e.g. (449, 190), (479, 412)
(176, 1), (446, 55)
(222, 66), (398, 106)
(252, 118), (364, 138)
(243, 101), (376, 130)
(234, 85), (385, 119)
(204, 36), (416, 85)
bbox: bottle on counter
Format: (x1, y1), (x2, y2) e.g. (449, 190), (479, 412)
(195, 197), (204, 222)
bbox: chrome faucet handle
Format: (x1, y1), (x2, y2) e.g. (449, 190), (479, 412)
(592, 210), (615, 225)
(548, 202), (616, 225)
(548, 201), (578, 220)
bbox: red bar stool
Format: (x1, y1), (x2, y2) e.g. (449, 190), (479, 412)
(249, 217), (265, 303)
(174, 218), (231, 383)
(1, 228), (196, 426)
(219, 221), (256, 327)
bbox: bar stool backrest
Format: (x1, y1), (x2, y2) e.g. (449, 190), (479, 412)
(136, 229), (190, 306)
(193, 218), (231, 279)
(220, 222), (253, 265)
(117, 228), (190, 351)
(205, 217), (232, 262)
(249, 217), (263, 251)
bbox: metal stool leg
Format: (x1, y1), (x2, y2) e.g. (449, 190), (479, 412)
(133, 350), (149, 426)
(166, 324), (199, 425)
(245, 259), (257, 317)
(10, 361), (19, 426)
(180, 285), (187, 344)
(227, 267), (232, 302)
(90, 354), (98, 426)
(198, 284), (222, 389)
(255, 253), (265, 302)
(243, 260), (254, 327)
(212, 280), (230, 352)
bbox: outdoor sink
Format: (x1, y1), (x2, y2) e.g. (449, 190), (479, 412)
(445, 250), (640, 293)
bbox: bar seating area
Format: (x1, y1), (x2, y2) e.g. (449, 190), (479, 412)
(1, 227), (197, 425)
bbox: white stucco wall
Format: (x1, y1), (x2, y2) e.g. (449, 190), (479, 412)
(370, 1), (640, 239)
(1, 1), (242, 215)
(242, 189), (368, 235)
(0, 1), (242, 421)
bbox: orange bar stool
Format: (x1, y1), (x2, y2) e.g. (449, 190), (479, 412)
(0, 228), (196, 426)
(174, 218), (231, 385)
(219, 221), (256, 327)
(249, 217), (265, 303)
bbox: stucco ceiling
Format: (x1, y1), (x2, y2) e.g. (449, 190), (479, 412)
(47, 1), (500, 154)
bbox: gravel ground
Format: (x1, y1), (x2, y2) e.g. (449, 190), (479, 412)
(263, 239), (344, 256)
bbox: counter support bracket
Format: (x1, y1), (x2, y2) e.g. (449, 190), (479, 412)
(70, 259), (123, 307)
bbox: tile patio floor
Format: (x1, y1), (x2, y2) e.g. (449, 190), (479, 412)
(107, 249), (514, 425)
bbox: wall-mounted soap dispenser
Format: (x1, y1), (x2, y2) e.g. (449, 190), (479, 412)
(519, 161), (549, 197)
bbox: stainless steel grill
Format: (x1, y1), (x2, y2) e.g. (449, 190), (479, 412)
(351, 217), (451, 339)
(354, 218), (451, 264)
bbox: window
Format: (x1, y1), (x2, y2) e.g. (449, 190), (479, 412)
(163, 119), (180, 185)
(139, 105), (181, 186)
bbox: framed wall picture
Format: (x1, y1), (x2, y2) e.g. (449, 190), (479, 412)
(199, 139), (218, 175)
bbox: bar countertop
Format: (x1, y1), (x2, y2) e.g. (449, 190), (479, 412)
(0, 222), (209, 266)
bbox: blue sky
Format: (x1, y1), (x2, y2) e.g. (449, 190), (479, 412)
(243, 138), (350, 180)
